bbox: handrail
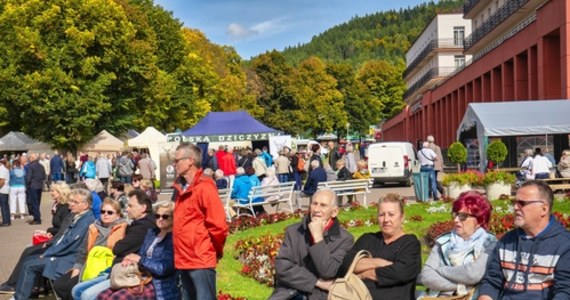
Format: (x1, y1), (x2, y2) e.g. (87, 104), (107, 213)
(464, 0), (530, 51)
(404, 38), (464, 78)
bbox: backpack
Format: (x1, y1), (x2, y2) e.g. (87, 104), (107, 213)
(82, 245), (114, 281)
(297, 154), (305, 172)
(328, 250), (372, 300)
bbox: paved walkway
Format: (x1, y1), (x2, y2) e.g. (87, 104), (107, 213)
(0, 185), (416, 299)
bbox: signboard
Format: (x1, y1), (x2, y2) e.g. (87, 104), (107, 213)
(166, 132), (280, 143)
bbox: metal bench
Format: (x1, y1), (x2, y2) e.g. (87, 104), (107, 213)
(218, 188), (233, 221)
(233, 182), (295, 218)
(317, 179), (373, 206)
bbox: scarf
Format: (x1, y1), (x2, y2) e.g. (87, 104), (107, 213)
(446, 227), (489, 267)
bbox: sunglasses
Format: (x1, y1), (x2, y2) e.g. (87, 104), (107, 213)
(154, 214), (171, 220)
(452, 211), (475, 221)
(511, 199), (545, 207)
(100, 210), (116, 216)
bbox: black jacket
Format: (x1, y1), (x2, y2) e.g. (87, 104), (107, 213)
(47, 203), (71, 236)
(25, 160), (46, 189)
(112, 213), (156, 265)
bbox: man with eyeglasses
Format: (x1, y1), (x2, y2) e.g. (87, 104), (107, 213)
(172, 142), (228, 300)
(478, 180), (570, 300)
(11, 188), (95, 300)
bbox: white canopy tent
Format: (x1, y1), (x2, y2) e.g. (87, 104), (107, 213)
(127, 126), (166, 182)
(457, 100), (570, 171)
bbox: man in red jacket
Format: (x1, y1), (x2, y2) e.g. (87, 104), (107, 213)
(172, 142), (228, 300)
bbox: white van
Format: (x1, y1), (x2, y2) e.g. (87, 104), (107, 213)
(367, 142), (419, 186)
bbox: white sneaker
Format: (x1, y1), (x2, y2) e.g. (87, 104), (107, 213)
(10, 216), (14, 220)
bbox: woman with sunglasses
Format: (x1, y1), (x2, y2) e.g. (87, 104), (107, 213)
(417, 191), (497, 299)
(53, 199), (127, 300)
(97, 201), (178, 300)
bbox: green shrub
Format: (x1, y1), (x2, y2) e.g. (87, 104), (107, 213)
(487, 140), (508, 166)
(448, 142), (467, 165)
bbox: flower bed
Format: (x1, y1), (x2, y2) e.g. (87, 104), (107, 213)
(228, 210), (306, 234)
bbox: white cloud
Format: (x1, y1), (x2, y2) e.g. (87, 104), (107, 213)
(227, 23), (258, 39)
(227, 17), (288, 41)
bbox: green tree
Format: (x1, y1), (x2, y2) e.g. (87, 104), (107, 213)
(356, 60), (406, 119)
(248, 51), (294, 133)
(288, 57), (346, 136)
(0, 0), (156, 151)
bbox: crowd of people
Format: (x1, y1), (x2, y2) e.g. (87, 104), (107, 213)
(517, 147), (570, 183)
(1, 141), (570, 300)
(0, 150), (158, 227)
(0, 143), (229, 300)
(202, 140), (371, 211)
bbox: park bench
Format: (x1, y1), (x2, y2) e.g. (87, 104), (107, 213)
(539, 178), (570, 192)
(317, 178), (373, 206)
(233, 182), (295, 218)
(218, 188), (233, 221)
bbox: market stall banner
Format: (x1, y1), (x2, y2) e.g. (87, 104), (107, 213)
(167, 132), (280, 143)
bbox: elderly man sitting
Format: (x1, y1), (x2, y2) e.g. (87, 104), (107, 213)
(270, 189), (354, 300)
(12, 188), (95, 300)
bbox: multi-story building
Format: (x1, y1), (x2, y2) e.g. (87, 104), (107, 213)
(383, 0), (570, 167)
(404, 13), (472, 105)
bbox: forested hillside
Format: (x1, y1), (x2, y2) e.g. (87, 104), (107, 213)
(281, 0), (463, 66)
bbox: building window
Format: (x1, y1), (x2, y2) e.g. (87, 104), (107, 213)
(455, 55), (465, 68)
(453, 27), (465, 46)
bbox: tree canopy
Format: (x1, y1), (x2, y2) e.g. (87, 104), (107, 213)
(0, 0), (462, 149)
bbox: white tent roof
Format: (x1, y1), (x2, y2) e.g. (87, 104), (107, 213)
(127, 127), (166, 183)
(81, 130), (124, 152)
(128, 127), (165, 147)
(457, 100), (570, 171)
(457, 100), (570, 138)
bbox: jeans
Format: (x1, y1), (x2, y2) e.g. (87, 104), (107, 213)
(278, 173), (289, 183)
(420, 165), (439, 200)
(534, 172), (550, 179)
(71, 276), (110, 300)
(14, 256), (47, 300)
(180, 268), (216, 300)
(293, 172), (302, 190)
(51, 173), (64, 182)
(27, 187), (42, 222)
(0, 193), (10, 224)
(120, 176), (131, 184)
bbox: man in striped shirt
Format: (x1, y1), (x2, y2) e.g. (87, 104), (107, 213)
(478, 180), (570, 300)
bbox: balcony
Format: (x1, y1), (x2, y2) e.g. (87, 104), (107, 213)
(403, 67), (456, 101)
(464, 0), (483, 17)
(464, 0), (530, 51)
(404, 38), (464, 78)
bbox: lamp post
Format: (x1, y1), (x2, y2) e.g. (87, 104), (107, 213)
(346, 122), (350, 140)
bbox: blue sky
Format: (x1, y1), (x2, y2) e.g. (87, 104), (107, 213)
(154, 0), (427, 59)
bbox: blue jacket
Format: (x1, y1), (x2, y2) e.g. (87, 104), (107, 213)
(80, 161), (96, 179)
(90, 192), (102, 219)
(42, 210), (96, 280)
(479, 217), (570, 300)
(303, 167), (327, 196)
(231, 174), (252, 202)
(138, 229), (179, 300)
(50, 155), (65, 176)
